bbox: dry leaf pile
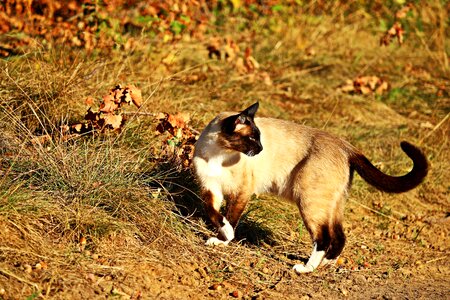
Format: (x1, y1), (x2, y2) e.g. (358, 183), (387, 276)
(339, 76), (389, 95)
(0, 0), (210, 56)
(155, 112), (198, 169)
(207, 37), (272, 85)
(380, 22), (405, 47)
(0, 0), (284, 57)
(380, 5), (411, 46)
(65, 84), (142, 135)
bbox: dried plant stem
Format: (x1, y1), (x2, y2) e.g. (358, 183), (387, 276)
(121, 112), (159, 116)
(348, 198), (406, 225)
(419, 112), (450, 144)
(0, 247), (49, 260)
(0, 268), (39, 289)
(425, 256), (447, 264)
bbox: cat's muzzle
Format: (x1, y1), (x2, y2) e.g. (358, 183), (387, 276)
(245, 145), (263, 157)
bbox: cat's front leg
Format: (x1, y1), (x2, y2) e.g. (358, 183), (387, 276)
(202, 189), (234, 246)
(225, 191), (251, 229)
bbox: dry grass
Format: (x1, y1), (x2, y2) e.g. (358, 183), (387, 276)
(1, 2), (449, 299)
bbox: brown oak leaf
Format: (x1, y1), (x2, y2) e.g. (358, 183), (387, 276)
(126, 85), (142, 108)
(103, 113), (123, 129)
(99, 94), (119, 113)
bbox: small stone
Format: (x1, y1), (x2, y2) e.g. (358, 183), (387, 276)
(24, 264), (32, 274)
(231, 290), (242, 298)
(336, 257), (345, 266)
(210, 283), (222, 291)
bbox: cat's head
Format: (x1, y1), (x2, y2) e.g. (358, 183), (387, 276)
(218, 102), (263, 157)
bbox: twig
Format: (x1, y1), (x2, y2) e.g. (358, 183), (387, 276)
(419, 112), (450, 145)
(0, 247), (50, 260)
(121, 112), (159, 117)
(348, 198), (407, 225)
(0, 268), (39, 290)
(425, 256), (447, 264)
(322, 95), (339, 129)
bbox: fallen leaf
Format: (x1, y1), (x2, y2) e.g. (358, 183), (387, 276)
(340, 76), (389, 95)
(375, 81), (389, 95)
(360, 85), (372, 95)
(396, 5), (411, 19)
(367, 76), (380, 90)
(120, 89), (133, 105)
(85, 96), (95, 106)
(167, 112), (190, 128)
(380, 22), (404, 46)
(126, 85), (143, 108)
(156, 112), (167, 120)
(99, 94), (119, 113)
(103, 113), (123, 129)
(340, 79), (356, 93)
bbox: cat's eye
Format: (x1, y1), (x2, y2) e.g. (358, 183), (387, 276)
(249, 137), (256, 142)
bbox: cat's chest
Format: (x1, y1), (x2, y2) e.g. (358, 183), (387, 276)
(202, 157), (226, 177)
(194, 155), (239, 185)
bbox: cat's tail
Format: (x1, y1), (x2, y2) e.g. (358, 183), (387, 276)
(349, 141), (428, 193)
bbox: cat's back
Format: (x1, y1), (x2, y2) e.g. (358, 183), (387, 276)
(254, 117), (313, 158)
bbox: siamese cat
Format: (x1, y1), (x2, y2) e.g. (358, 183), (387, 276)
(192, 102), (428, 273)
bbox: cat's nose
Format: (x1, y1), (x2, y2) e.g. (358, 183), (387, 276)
(255, 143), (263, 154)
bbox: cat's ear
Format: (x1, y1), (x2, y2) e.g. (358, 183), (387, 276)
(221, 114), (241, 134)
(221, 102), (259, 134)
(240, 102), (259, 119)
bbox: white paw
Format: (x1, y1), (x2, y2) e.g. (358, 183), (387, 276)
(205, 237), (229, 246)
(218, 219), (235, 241)
(293, 263), (315, 273)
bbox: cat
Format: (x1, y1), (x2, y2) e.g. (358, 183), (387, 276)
(192, 102), (428, 273)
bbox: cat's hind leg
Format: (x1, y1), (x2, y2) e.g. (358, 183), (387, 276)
(293, 223), (346, 273)
(320, 222), (345, 267)
(293, 242), (325, 273)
